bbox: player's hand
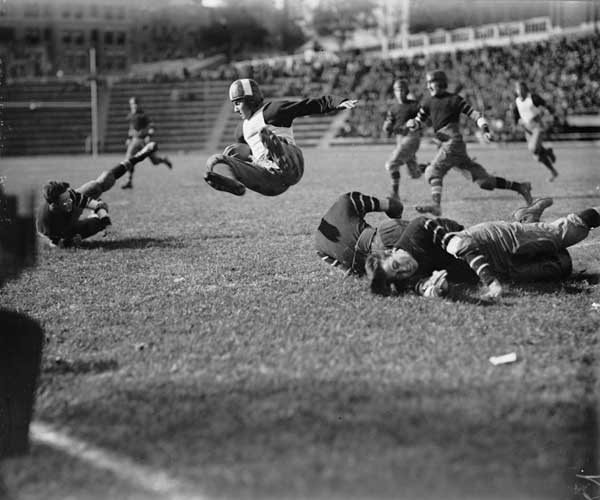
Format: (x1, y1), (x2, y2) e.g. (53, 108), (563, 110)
(483, 130), (493, 142)
(406, 118), (418, 131)
(418, 270), (449, 298)
(481, 279), (502, 301)
(338, 99), (358, 110)
(94, 200), (108, 212)
(264, 163), (281, 174)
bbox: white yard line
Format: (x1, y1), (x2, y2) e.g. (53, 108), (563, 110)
(30, 421), (207, 500)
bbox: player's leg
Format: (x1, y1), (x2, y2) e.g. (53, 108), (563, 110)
(384, 141), (403, 199)
(512, 207), (600, 256)
(415, 144), (451, 216)
(468, 158), (534, 205)
(205, 153), (289, 197)
(122, 138), (146, 189)
(77, 141), (158, 199)
(403, 134), (424, 180)
(507, 249), (572, 281)
(528, 128), (558, 182)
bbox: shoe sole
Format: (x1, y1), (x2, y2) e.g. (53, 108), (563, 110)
(204, 172), (245, 196)
(260, 129), (288, 170)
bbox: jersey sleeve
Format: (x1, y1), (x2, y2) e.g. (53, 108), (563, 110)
(262, 95), (348, 127)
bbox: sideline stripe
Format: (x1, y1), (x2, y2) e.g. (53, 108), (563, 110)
(30, 421), (205, 500)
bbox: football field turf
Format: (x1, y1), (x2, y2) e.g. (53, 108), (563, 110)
(1, 143), (599, 500)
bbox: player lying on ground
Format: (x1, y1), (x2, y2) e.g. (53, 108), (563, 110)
(36, 142), (157, 247)
(406, 70), (534, 216)
(121, 96), (172, 189)
(381, 78), (426, 199)
(205, 78), (358, 197)
(513, 81), (559, 182)
(364, 199), (600, 300)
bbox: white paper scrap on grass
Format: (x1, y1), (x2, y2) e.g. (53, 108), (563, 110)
(489, 352), (517, 366)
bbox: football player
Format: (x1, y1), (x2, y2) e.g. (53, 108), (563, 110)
(205, 78), (358, 197)
(37, 142), (157, 247)
(513, 81), (559, 182)
(381, 78), (426, 199)
(365, 198), (598, 300)
(121, 96), (172, 189)
(406, 70), (534, 216)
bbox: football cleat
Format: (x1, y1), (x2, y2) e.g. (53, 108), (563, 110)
(204, 171), (246, 196)
(512, 197), (553, 223)
(164, 157), (173, 170)
(260, 128), (289, 171)
(121, 180), (133, 189)
(518, 182), (533, 205)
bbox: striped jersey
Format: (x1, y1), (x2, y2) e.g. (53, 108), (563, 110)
(413, 91), (483, 140)
(393, 216), (495, 285)
(235, 95), (347, 160)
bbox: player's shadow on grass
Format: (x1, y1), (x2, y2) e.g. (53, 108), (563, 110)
(81, 237), (184, 250)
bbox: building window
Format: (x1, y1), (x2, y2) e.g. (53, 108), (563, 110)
(61, 30), (72, 44)
(116, 31), (126, 46)
(90, 5), (98, 17)
(104, 31), (114, 44)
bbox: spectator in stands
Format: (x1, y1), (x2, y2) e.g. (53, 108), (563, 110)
(204, 78), (358, 197)
(121, 96), (172, 190)
(513, 81), (559, 181)
(37, 142), (156, 247)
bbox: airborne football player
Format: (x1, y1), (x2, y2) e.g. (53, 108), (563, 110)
(204, 78), (357, 197)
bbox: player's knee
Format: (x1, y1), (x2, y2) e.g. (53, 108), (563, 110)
(423, 165), (438, 183)
(445, 233), (477, 258)
(206, 153), (228, 171)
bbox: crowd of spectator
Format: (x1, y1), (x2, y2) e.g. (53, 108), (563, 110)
(119, 31), (600, 141)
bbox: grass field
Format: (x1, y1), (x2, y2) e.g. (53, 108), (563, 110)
(1, 143), (599, 500)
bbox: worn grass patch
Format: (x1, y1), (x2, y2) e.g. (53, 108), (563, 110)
(1, 144), (599, 500)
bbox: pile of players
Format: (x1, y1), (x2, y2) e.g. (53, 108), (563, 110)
(36, 72), (599, 301)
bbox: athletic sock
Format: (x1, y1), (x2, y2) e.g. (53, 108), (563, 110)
(495, 177), (514, 190)
(391, 171), (400, 195)
(577, 208), (600, 229)
(430, 177), (442, 205)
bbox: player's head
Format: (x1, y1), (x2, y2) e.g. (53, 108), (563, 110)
(43, 181), (72, 212)
(365, 249), (419, 295)
(426, 70), (448, 96)
(229, 78), (264, 118)
(393, 79), (410, 102)
(129, 96), (139, 111)
(515, 81), (529, 98)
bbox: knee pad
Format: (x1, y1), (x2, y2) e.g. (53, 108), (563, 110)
(223, 143), (252, 161)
